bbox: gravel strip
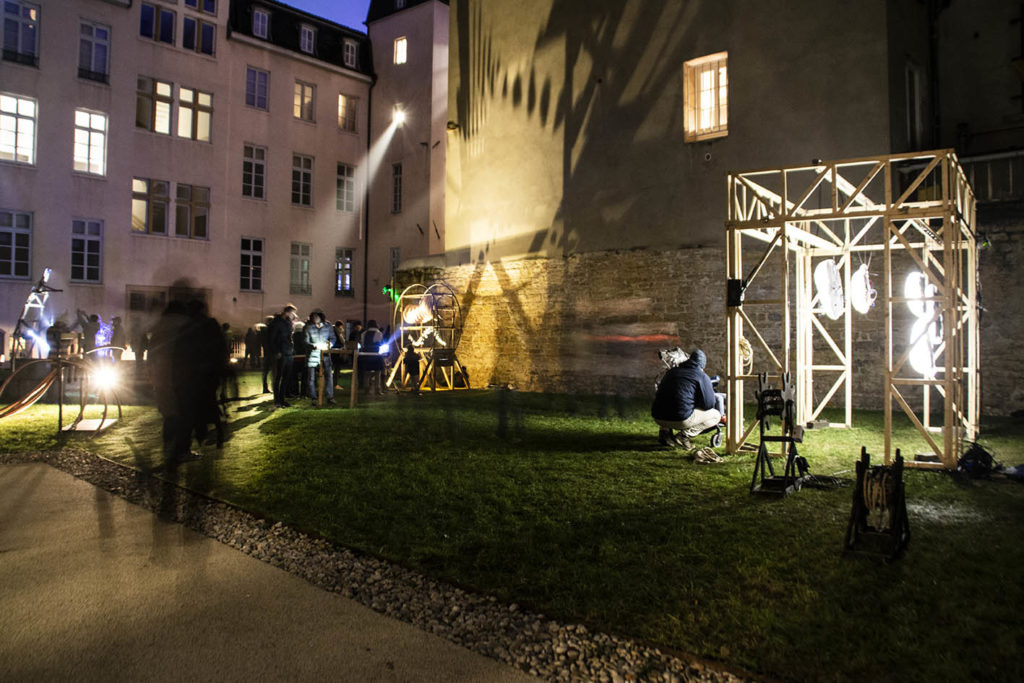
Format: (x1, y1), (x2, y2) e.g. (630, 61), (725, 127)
(3, 449), (752, 683)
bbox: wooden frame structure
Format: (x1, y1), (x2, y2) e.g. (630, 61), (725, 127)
(725, 150), (978, 468)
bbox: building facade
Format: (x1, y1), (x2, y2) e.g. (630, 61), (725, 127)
(437, 0), (1023, 415)
(363, 0), (449, 327)
(0, 0), (372, 351)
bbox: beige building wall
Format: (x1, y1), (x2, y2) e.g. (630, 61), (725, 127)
(445, 0), (894, 266)
(438, 0), (974, 404)
(0, 0), (370, 351)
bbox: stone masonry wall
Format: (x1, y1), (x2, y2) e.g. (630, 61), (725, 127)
(430, 236), (1023, 416)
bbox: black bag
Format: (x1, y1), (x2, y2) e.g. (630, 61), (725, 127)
(957, 442), (999, 478)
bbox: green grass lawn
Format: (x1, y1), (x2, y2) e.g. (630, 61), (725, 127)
(3, 371), (1023, 682)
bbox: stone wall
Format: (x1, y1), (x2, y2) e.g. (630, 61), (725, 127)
(428, 232), (1022, 416)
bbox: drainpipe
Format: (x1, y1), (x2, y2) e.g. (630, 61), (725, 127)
(927, 0), (942, 148)
(363, 72), (377, 325)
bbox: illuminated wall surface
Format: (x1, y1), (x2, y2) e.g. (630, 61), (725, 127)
(445, 0), (895, 262)
(441, 0), (1024, 414)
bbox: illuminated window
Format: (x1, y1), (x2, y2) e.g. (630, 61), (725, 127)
(177, 87), (212, 142)
(183, 16), (215, 55)
(338, 94), (357, 132)
(252, 8), (268, 38)
(290, 242), (311, 295)
(0, 92), (36, 164)
(131, 178), (169, 235)
(2, 0), (39, 66)
(292, 154), (313, 206)
(300, 24), (315, 54)
(242, 144), (266, 199)
(71, 219), (102, 283)
(294, 80), (315, 121)
(73, 109), (107, 175)
(175, 183), (209, 239)
(0, 209), (31, 279)
(335, 247), (353, 297)
(684, 52), (727, 142)
(240, 237), (263, 291)
(139, 2), (174, 45)
(336, 163), (354, 211)
(393, 36), (406, 64)
(78, 21), (110, 82)
(245, 67), (269, 110)
(136, 77), (173, 135)
(391, 163), (402, 213)
(343, 39), (357, 68)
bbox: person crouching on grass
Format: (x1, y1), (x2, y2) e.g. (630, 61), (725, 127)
(651, 348), (723, 449)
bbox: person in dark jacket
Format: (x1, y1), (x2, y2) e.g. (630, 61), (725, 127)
(269, 305), (298, 408)
(304, 310), (337, 405)
(651, 349), (722, 448)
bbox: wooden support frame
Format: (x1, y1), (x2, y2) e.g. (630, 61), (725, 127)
(725, 150), (978, 468)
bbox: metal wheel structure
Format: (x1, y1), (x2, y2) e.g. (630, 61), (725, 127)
(0, 356), (124, 434)
(725, 149), (978, 469)
(386, 282), (469, 390)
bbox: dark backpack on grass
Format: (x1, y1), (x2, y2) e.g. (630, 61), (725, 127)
(957, 442), (999, 478)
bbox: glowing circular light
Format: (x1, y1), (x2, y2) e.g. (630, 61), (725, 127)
(904, 270), (941, 377)
(393, 107), (406, 125)
(92, 364), (119, 392)
(814, 259), (845, 320)
(850, 264), (876, 314)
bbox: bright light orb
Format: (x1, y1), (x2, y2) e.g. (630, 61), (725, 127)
(393, 107), (406, 125)
(93, 364), (119, 392)
(814, 259), (845, 320)
(850, 264), (876, 314)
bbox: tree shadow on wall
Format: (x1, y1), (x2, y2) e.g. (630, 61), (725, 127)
(452, 0), (715, 391)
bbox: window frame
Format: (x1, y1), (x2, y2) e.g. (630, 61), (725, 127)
(0, 92), (37, 165)
(292, 154), (313, 207)
(182, 15), (216, 56)
(289, 241), (311, 296)
(135, 76), (173, 135)
(683, 51), (728, 143)
(242, 144), (267, 200)
(185, 0), (217, 15)
(335, 247), (354, 297)
(293, 80), (315, 122)
(336, 162), (354, 212)
(299, 24), (315, 54)
(337, 93), (357, 132)
(177, 86), (212, 142)
(245, 66), (269, 110)
(240, 237), (264, 292)
(73, 108), (107, 176)
(0, 209), (32, 280)
(174, 183), (210, 240)
(78, 20), (111, 83)
(252, 8), (269, 38)
(131, 177), (170, 236)
(139, 2), (175, 46)
(70, 218), (103, 284)
(343, 39), (357, 68)
(393, 36), (407, 65)
(2, 0), (39, 67)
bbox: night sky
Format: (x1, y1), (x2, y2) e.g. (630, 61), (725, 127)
(282, 0), (372, 31)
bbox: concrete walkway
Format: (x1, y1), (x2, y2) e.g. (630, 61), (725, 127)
(0, 463), (533, 682)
